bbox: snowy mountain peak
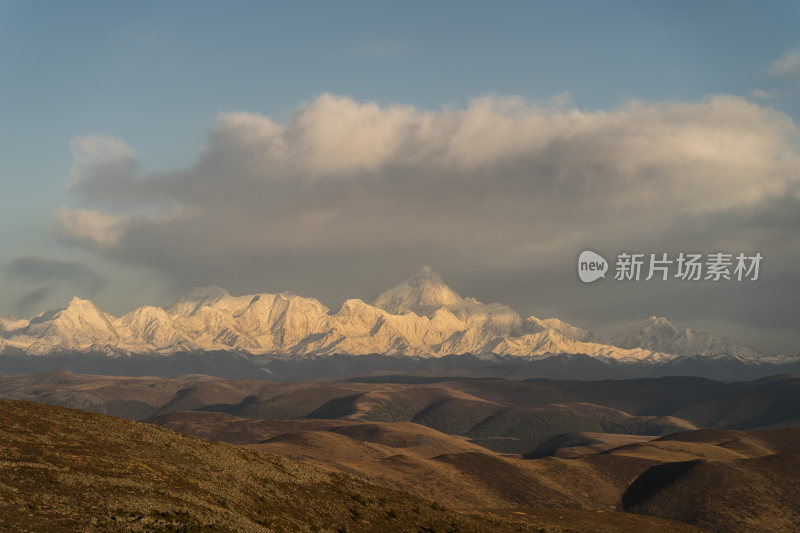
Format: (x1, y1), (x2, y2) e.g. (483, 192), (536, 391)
(526, 317), (592, 342)
(167, 286), (231, 315)
(647, 316), (677, 328)
(411, 265), (442, 283)
(63, 295), (99, 311)
(184, 285), (230, 302)
(39, 296), (106, 324)
(606, 316), (763, 361)
(0, 268), (784, 363)
(373, 266), (464, 316)
(641, 316), (681, 336)
(6, 296), (127, 354)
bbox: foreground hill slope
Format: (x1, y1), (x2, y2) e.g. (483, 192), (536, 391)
(0, 399), (707, 533)
(0, 399), (539, 532)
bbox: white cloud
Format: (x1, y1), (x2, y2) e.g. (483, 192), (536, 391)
(68, 135), (137, 188)
(53, 94), (800, 311)
(749, 89), (772, 99)
(768, 46), (800, 79)
(53, 207), (127, 249)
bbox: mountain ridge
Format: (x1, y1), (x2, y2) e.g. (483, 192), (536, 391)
(0, 267), (792, 364)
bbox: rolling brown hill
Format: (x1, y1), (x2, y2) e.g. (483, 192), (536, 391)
(0, 399), (522, 532)
(2, 372), (799, 531)
(0, 399), (705, 532)
(620, 429), (800, 532)
(150, 410), (800, 532)
(0, 372), (724, 456)
(2, 372), (797, 436)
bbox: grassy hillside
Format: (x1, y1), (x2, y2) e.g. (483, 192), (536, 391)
(0, 399), (538, 532)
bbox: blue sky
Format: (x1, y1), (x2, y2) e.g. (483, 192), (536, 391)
(1, 1), (800, 351)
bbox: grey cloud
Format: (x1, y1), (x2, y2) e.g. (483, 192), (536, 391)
(51, 94), (800, 352)
(16, 286), (54, 314)
(4, 256), (107, 313)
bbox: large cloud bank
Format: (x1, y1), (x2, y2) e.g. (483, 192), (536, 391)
(51, 94), (800, 340)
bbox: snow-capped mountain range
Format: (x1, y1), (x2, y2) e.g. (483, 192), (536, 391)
(0, 267), (789, 364)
